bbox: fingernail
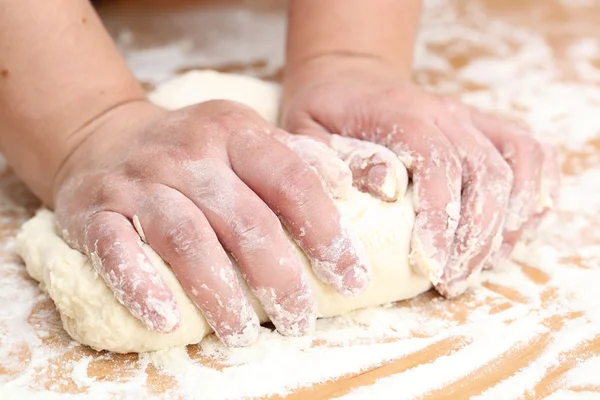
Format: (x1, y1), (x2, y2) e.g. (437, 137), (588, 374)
(435, 275), (473, 299)
(275, 303), (317, 337)
(94, 255), (182, 334)
(309, 214), (372, 296)
(312, 259), (370, 296)
(220, 314), (260, 347)
(279, 312), (317, 337)
(435, 259), (485, 299)
(339, 221), (371, 295)
(342, 266), (371, 296)
(255, 278), (317, 337)
(410, 251), (445, 285)
(434, 281), (452, 298)
(216, 302), (260, 347)
(142, 296), (181, 334)
(367, 164), (397, 201)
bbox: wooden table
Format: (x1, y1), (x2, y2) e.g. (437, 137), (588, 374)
(2, 0), (600, 398)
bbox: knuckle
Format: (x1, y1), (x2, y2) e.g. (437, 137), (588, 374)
(234, 210), (280, 250)
(90, 177), (127, 206)
(394, 116), (458, 157)
(164, 218), (208, 260)
(85, 212), (122, 251)
(85, 212), (107, 239)
(276, 280), (309, 308)
(464, 151), (513, 202)
(197, 101), (264, 137)
(277, 161), (322, 200)
(121, 159), (156, 181)
(187, 158), (228, 191)
(207, 110), (246, 134)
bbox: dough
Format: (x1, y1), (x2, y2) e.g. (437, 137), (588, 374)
(16, 71), (432, 353)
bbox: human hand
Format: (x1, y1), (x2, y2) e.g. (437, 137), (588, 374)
(281, 56), (560, 297)
(51, 99), (374, 346)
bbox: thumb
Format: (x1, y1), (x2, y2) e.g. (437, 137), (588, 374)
(271, 128), (353, 199)
(281, 111), (409, 202)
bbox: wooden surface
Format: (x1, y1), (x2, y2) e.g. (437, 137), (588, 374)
(2, 0), (600, 398)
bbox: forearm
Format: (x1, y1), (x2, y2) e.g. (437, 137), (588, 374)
(285, 0), (422, 78)
(0, 0), (144, 204)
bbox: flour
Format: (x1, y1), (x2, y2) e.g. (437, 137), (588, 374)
(139, 347), (192, 375)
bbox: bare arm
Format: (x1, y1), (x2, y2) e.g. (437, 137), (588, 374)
(0, 0), (377, 341)
(0, 0), (144, 205)
(285, 0), (422, 78)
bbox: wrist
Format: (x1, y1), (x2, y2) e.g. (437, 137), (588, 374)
(51, 99), (164, 207)
(0, 80), (147, 206)
(285, 0), (420, 91)
(282, 53), (411, 106)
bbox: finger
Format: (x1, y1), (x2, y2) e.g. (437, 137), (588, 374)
(228, 129), (371, 297)
(284, 110), (461, 285)
(173, 158), (316, 337)
(470, 110), (546, 266)
(137, 187), (260, 347)
(329, 135), (409, 202)
(423, 104), (512, 295)
(436, 147), (512, 297)
(83, 211), (180, 333)
(280, 117), (407, 201)
(373, 115), (462, 286)
(521, 142), (561, 242)
(272, 130), (353, 199)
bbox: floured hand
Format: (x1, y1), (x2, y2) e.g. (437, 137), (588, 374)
(51, 99), (373, 346)
(281, 55), (560, 297)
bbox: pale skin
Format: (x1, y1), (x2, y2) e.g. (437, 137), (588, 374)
(0, 0), (559, 345)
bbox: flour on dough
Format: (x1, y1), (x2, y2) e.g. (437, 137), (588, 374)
(16, 70), (431, 353)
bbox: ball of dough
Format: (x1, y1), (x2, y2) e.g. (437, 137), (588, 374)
(16, 71), (431, 353)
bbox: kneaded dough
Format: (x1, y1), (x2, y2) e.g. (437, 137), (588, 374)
(16, 71), (432, 353)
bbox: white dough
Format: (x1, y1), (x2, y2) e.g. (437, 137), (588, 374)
(16, 71), (432, 353)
